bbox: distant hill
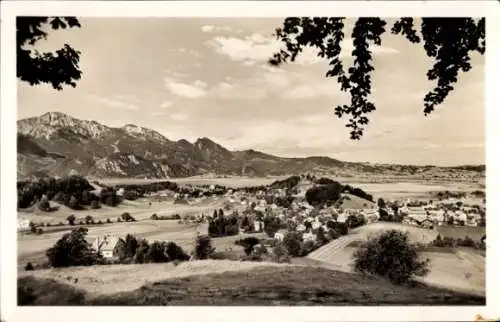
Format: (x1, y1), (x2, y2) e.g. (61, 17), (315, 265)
(17, 112), (486, 180)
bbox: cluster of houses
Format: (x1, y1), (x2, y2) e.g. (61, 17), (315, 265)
(397, 198), (485, 227)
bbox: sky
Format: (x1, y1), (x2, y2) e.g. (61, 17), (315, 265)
(17, 18), (485, 166)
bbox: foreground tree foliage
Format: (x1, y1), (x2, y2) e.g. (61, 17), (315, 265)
(270, 17), (485, 139)
(353, 230), (430, 284)
(17, 17), (82, 90)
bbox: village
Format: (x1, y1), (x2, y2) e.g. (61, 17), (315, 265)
(17, 176), (484, 261)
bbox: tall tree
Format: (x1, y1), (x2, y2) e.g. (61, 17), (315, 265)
(269, 17), (485, 140)
(17, 17), (82, 90)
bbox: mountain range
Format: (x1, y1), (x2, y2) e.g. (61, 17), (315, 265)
(17, 112), (485, 181)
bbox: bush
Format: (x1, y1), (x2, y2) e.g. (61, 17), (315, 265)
(151, 214), (159, 220)
(272, 241), (291, 263)
(194, 235), (215, 260)
(134, 239), (150, 264)
(90, 200), (101, 209)
(166, 242), (190, 261)
(25, 262), (34, 271)
(353, 230), (430, 284)
(346, 214), (366, 229)
(146, 241), (168, 263)
(18, 276), (87, 305)
(66, 215), (76, 226)
(263, 215), (281, 238)
(283, 231), (303, 257)
(106, 218), (112, 224)
(46, 227), (99, 268)
(121, 212), (136, 222)
(301, 240), (317, 256)
(235, 237), (261, 255)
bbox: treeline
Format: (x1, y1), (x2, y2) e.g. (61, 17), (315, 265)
(37, 228), (190, 269)
(269, 175), (301, 190)
(18, 175), (126, 211)
(430, 234), (485, 251)
(208, 209), (240, 237)
(305, 178), (374, 206)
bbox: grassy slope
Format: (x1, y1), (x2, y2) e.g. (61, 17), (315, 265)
(19, 265), (485, 306)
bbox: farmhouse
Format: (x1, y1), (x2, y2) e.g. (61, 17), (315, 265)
(87, 235), (125, 259)
(17, 218), (31, 231)
(274, 229), (287, 241)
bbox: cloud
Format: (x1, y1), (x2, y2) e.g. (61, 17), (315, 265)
(207, 33), (399, 66)
(210, 81), (267, 99)
(209, 67), (290, 99)
(160, 101), (173, 109)
(206, 34), (282, 63)
(201, 25), (233, 33)
(87, 94), (139, 110)
(163, 78), (207, 98)
(151, 112), (168, 116)
(170, 113), (189, 122)
(282, 81), (341, 99)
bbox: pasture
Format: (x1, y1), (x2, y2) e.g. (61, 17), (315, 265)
(436, 226), (485, 242)
(96, 176), (286, 188)
(306, 222), (485, 296)
(19, 264), (485, 305)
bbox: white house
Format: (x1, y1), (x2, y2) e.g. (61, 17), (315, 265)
(302, 232), (317, 242)
(274, 229), (287, 241)
(254, 220), (263, 232)
(297, 223), (307, 232)
(17, 218), (31, 231)
(116, 188), (125, 197)
(88, 235), (125, 259)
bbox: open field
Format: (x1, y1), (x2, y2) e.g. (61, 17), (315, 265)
(92, 176), (483, 201)
(18, 260), (291, 295)
(436, 226), (486, 242)
(19, 264), (485, 305)
(306, 223), (485, 296)
(95, 176), (287, 188)
(349, 181), (484, 200)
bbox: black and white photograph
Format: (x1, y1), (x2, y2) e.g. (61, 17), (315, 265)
(1, 1), (500, 321)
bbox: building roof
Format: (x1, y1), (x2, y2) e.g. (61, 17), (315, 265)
(86, 235), (123, 252)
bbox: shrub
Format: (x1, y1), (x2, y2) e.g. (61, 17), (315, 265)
(272, 241), (291, 263)
(25, 262), (34, 271)
(283, 231), (303, 257)
(353, 230), (430, 284)
(301, 240), (317, 256)
(18, 276), (87, 305)
(346, 214), (366, 229)
(66, 215), (76, 226)
(150, 214), (159, 220)
(121, 212), (136, 222)
(46, 227), (98, 267)
(194, 235), (215, 260)
(134, 239), (150, 264)
(457, 236), (477, 248)
(117, 234), (140, 261)
(146, 241), (168, 263)
(235, 237), (261, 255)
(90, 200), (101, 209)
(68, 196), (83, 210)
(263, 216), (281, 238)
(106, 218), (112, 224)
(38, 200), (51, 212)
(166, 242), (190, 261)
